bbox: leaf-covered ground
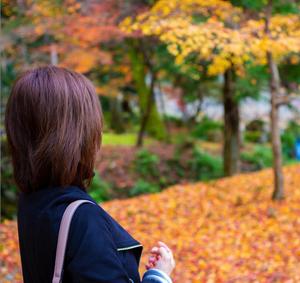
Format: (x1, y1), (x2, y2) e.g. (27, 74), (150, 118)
(1, 165), (300, 283)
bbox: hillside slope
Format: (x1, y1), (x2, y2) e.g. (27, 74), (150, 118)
(1, 165), (300, 282)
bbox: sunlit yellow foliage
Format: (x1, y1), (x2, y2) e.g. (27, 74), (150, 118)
(1, 165), (300, 282)
(121, 0), (300, 76)
(241, 14), (300, 65)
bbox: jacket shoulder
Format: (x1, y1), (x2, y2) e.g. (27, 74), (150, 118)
(69, 194), (142, 250)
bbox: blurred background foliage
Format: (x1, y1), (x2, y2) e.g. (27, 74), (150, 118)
(1, 0), (300, 219)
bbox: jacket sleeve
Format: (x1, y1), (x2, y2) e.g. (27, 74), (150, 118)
(142, 269), (173, 283)
(64, 203), (172, 283)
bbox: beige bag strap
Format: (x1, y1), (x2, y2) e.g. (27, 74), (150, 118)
(52, 200), (95, 283)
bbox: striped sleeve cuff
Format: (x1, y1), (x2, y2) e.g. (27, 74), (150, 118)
(142, 269), (172, 283)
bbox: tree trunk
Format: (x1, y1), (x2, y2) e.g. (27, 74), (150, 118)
(109, 96), (125, 134)
(267, 52), (284, 200)
(223, 68), (240, 176)
(265, 0), (284, 200)
(127, 39), (166, 143)
(157, 82), (171, 143)
(136, 73), (156, 146)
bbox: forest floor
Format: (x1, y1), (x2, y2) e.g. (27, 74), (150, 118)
(1, 165), (300, 282)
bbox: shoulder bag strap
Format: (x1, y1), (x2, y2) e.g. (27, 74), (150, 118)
(52, 199), (95, 283)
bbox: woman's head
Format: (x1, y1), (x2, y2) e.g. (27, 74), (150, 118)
(5, 65), (103, 193)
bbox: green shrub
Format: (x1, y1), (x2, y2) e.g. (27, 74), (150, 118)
(167, 156), (185, 178)
(241, 145), (273, 170)
(129, 179), (160, 197)
(245, 119), (265, 132)
(189, 148), (223, 180)
(244, 131), (263, 143)
(134, 149), (159, 177)
(244, 119), (268, 143)
(165, 115), (184, 127)
(281, 121), (300, 159)
(282, 131), (296, 158)
(88, 171), (110, 202)
(192, 116), (223, 141)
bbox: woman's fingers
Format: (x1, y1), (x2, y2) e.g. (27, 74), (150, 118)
(151, 243), (171, 254)
(146, 256), (158, 270)
(150, 243), (172, 259)
(150, 247), (160, 255)
(158, 246), (171, 260)
(148, 256), (157, 263)
(158, 241), (172, 253)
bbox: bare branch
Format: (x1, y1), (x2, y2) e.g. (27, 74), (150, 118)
(275, 94), (299, 107)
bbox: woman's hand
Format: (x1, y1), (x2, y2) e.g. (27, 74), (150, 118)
(145, 241), (175, 276)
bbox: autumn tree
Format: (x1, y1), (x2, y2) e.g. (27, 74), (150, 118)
(239, 0), (300, 199)
(2, 0), (168, 141)
(123, 0), (300, 197)
(121, 0), (250, 175)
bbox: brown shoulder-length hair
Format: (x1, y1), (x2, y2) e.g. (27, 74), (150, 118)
(5, 65), (103, 193)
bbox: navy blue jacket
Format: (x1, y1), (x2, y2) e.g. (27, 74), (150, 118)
(17, 186), (172, 283)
